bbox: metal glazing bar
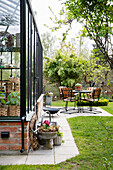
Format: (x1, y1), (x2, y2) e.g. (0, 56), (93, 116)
(7, 0), (20, 6)
(33, 25), (36, 109)
(38, 43), (41, 96)
(1, 0), (20, 12)
(0, 5), (19, 17)
(27, 8), (30, 113)
(36, 34), (39, 101)
(11, 52), (12, 77)
(40, 46), (43, 93)
(30, 13), (32, 111)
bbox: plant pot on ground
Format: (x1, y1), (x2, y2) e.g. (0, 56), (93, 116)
(6, 91), (20, 116)
(53, 131), (63, 146)
(0, 94), (8, 116)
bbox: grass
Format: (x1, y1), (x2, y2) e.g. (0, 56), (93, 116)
(0, 101), (113, 169)
(52, 99), (77, 107)
(100, 102), (113, 115)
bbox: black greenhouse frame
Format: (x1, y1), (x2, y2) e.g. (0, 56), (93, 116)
(21, 0), (43, 119)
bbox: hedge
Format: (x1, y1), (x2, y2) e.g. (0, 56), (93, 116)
(77, 99), (108, 106)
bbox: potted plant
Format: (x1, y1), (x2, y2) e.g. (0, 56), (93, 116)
(75, 83), (82, 91)
(38, 120), (58, 149)
(6, 91), (20, 116)
(44, 91), (53, 106)
(54, 131), (63, 146)
(0, 93), (8, 116)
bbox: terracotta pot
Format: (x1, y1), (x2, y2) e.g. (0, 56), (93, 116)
(76, 86), (81, 90)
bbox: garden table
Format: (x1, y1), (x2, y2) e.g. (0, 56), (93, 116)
(73, 90), (92, 100)
(73, 90), (92, 113)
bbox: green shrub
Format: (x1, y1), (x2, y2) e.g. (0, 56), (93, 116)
(77, 99), (108, 106)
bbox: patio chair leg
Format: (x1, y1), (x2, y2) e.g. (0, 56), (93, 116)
(74, 101), (76, 109)
(65, 101), (68, 111)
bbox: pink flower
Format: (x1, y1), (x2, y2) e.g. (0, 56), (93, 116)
(44, 120), (50, 126)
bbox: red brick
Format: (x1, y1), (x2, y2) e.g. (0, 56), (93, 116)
(0, 127), (17, 132)
(24, 122), (29, 126)
(10, 132), (28, 138)
(0, 139), (18, 144)
(10, 133), (21, 138)
(18, 127), (21, 132)
(19, 138), (28, 144)
(24, 145), (28, 150)
(9, 144), (28, 151)
(9, 122), (21, 126)
(9, 145), (21, 150)
(0, 122), (8, 126)
(0, 145), (8, 150)
(24, 133), (28, 138)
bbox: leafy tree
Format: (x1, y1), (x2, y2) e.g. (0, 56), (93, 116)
(50, 0), (113, 69)
(84, 54), (111, 87)
(44, 50), (89, 88)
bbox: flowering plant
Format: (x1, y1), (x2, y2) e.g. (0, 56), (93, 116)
(45, 91), (53, 96)
(38, 120), (58, 132)
(42, 120), (50, 129)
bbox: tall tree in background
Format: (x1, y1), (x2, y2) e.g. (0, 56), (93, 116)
(51, 0), (113, 69)
(41, 32), (57, 58)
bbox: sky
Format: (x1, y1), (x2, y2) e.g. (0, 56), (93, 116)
(31, 0), (93, 53)
(31, 0), (63, 35)
(31, 0), (82, 39)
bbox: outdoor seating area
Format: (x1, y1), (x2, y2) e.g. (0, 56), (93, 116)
(59, 85), (103, 114)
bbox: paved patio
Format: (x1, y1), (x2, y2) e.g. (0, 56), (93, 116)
(0, 107), (112, 165)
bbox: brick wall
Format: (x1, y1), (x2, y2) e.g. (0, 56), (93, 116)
(0, 121), (29, 153)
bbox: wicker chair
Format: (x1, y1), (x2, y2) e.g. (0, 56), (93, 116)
(59, 86), (66, 99)
(61, 87), (78, 112)
(84, 88), (102, 114)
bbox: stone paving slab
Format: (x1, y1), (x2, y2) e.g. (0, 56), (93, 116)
(26, 155), (54, 165)
(64, 107), (113, 119)
(0, 155), (27, 165)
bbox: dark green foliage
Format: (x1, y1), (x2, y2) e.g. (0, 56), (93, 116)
(44, 51), (89, 88)
(77, 99), (109, 106)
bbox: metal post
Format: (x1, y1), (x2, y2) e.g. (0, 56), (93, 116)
(20, 0), (26, 118)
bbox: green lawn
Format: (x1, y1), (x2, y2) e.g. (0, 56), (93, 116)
(0, 101), (113, 169)
(100, 102), (113, 115)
